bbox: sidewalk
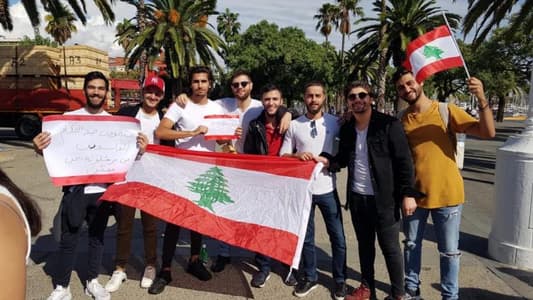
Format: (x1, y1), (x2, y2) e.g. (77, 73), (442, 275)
(1, 122), (532, 300)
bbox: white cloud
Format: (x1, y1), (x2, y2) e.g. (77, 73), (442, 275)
(1, 0), (472, 58)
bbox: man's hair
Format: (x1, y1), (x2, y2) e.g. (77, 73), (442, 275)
(189, 65), (213, 84)
(344, 81), (374, 99)
(230, 69), (252, 83)
(304, 80), (326, 93)
(392, 68), (413, 84)
(260, 83), (282, 99)
(84, 71), (109, 91)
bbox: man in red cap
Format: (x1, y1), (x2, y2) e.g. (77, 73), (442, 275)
(105, 74), (167, 293)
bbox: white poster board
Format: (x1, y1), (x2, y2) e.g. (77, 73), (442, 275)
(41, 115), (141, 186)
(203, 114), (240, 140)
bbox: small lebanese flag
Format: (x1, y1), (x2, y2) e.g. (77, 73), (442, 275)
(101, 145), (321, 269)
(403, 25), (464, 82)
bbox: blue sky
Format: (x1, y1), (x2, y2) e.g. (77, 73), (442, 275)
(1, 0), (472, 57)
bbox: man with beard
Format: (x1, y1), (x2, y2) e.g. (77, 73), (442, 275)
(242, 84), (297, 288)
(33, 71), (149, 300)
(393, 69), (495, 300)
(280, 81), (347, 300)
(328, 81), (419, 300)
(148, 66), (225, 295)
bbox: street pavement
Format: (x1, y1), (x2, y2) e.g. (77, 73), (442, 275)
(0, 120), (532, 300)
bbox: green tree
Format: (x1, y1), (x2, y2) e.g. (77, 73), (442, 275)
(226, 20), (336, 107)
(119, 0), (226, 94)
(314, 3), (339, 44)
(351, 0), (460, 110)
(336, 0), (364, 64)
(188, 166), (233, 212)
(461, 0), (533, 47)
(19, 35), (58, 47)
(217, 8), (240, 44)
(44, 3), (77, 45)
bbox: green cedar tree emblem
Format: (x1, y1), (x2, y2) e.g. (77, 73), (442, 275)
(423, 45), (444, 60)
(188, 166), (234, 212)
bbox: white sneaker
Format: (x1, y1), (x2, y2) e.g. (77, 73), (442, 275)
(86, 278), (111, 300)
(47, 285), (72, 300)
(140, 265), (156, 288)
(104, 270), (127, 292)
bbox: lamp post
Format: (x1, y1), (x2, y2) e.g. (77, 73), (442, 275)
(489, 69), (533, 268)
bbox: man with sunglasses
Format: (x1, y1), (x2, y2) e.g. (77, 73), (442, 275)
(393, 69), (495, 300)
(280, 81), (347, 300)
(328, 81), (420, 300)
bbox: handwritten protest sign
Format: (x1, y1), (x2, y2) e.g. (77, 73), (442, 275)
(203, 114), (240, 140)
(42, 115), (141, 186)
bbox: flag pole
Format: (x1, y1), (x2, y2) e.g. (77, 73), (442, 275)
(442, 11), (471, 79)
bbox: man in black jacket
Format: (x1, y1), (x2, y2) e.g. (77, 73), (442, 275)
(243, 84), (296, 288)
(328, 81), (420, 300)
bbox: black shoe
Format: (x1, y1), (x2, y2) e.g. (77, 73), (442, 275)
(284, 271), (298, 287)
(210, 255), (231, 273)
(250, 271), (271, 288)
(405, 288), (422, 300)
(334, 282), (346, 300)
(147, 271), (171, 295)
(294, 279), (318, 297)
(187, 259), (212, 281)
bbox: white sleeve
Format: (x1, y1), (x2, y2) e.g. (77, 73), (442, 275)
(279, 123), (294, 156)
(163, 103), (182, 123)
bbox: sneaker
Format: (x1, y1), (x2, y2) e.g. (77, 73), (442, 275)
(148, 271), (172, 295)
(85, 278), (110, 300)
(250, 271), (271, 288)
(187, 259), (212, 281)
(104, 270), (127, 292)
(140, 265), (156, 288)
(346, 283), (371, 300)
(210, 255), (231, 273)
(334, 282), (347, 300)
(47, 285), (72, 300)
(404, 288), (422, 300)
(284, 271), (298, 287)
(293, 279), (318, 297)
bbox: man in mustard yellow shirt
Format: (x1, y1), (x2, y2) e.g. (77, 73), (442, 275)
(393, 69), (495, 300)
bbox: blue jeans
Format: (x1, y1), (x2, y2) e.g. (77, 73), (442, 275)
(403, 205), (462, 300)
(302, 191), (346, 283)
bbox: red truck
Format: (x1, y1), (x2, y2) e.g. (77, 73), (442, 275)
(0, 43), (141, 139)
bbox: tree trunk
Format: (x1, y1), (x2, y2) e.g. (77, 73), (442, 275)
(496, 94), (505, 122)
(376, 0), (387, 112)
(138, 0), (147, 87)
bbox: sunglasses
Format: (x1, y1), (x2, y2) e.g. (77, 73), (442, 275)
(310, 120), (317, 138)
(347, 92), (369, 101)
(231, 81), (250, 89)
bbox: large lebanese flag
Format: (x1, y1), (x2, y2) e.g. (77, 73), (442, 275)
(101, 145), (321, 269)
(403, 25), (464, 82)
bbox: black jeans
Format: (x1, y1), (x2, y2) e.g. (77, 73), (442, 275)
(349, 192), (404, 297)
(161, 222), (202, 269)
(53, 189), (115, 287)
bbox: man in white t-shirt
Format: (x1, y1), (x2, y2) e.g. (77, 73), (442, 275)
(33, 71), (149, 300)
(148, 66), (224, 295)
(280, 81), (346, 300)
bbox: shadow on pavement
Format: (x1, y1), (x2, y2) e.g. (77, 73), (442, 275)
(496, 267), (533, 288)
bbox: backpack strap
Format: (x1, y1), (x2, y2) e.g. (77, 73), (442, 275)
(438, 102), (457, 155)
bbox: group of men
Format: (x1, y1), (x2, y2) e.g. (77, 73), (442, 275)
(33, 65), (495, 300)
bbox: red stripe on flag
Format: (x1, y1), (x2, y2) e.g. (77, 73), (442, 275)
(146, 144), (316, 179)
(415, 56), (464, 82)
(204, 135), (239, 140)
(43, 115), (140, 123)
(50, 173), (125, 186)
(102, 182), (298, 266)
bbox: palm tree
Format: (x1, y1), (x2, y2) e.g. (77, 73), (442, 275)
(351, 0), (460, 110)
(461, 0), (533, 47)
(314, 3), (339, 44)
(119, 0), (226, 94)
(44, 3), (77, 45)
(1, 0), (115, 32)
(336, 0), (364, 64)
(217, 8), (240, 44)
